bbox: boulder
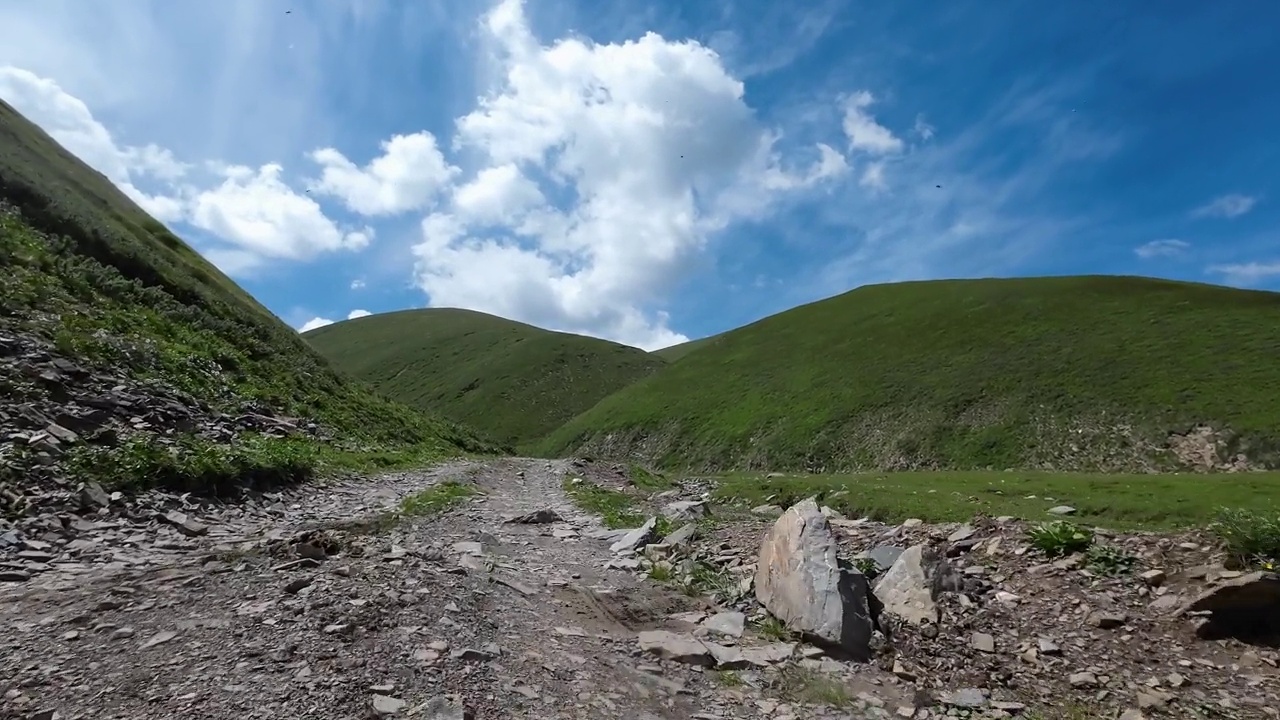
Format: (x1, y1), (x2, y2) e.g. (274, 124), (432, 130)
(873, 544), (944, 626)
(754, 498), (875, 660)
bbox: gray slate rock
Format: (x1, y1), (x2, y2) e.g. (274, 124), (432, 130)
(754, 498), (874, 660)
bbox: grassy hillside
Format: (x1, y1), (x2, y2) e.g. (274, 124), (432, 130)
(652, 335), (720, 362)
(538, 275), (1280, 473)
(304, 308), (666, 446)
(0, 98), (494, 507)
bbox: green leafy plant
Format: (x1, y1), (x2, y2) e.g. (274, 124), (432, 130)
(1027, 520), (1094, 557)
(1085, 544), (1136, 575)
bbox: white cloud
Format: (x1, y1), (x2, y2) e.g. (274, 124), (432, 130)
(296, 308), (372, 333)
(859, 161), (887, 190)
(0, 64), (189, 216)
(913, 114), (935, 140)
(841, 91), (904, 155)
(410, 0), (841, 350)
(298, 317), (334, 332)
(1134, 238), (1189, 259)
(189, 164), (373, 268)
(1192, 193), (1257, 219)
(452, 163), (545, 225)
(350, 278), (366, 290)
(309, 132), (460, 216)
(1208, 261), (1280, 286)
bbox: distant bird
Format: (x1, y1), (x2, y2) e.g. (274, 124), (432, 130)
(936, 184), (941, 188)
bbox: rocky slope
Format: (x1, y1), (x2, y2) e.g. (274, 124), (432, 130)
(3, 458), (1275, 719)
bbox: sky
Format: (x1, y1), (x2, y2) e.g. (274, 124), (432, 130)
(0, 0), (1277, 350)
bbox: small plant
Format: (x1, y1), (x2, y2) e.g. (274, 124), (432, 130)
(714, 670), (743, 687)
(682, 560), (739, 601)
(753, 615), (794, 641)
(1027, 520), (1094, 557)
(1085, 544), (1136, 576)
(767, 664), (851, 708)
(1210, 507), (1280, 569)
(852, 556), (881, 580)
(647, 562), (675, 582)
(400, 481), (481, 516)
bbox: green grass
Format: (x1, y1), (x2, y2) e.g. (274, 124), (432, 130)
(400, 481), (482, 516)
(562, 477), (647, 529)
(538, 276), (1280, 472)
(651, 334), (720, 362)
(0, 99), (497, 499)
(710, 470), (1280, 530)
(302, 308), (666, 448)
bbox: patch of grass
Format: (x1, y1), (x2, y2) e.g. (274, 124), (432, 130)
(647, 562), (675, 582)
(753, 615), (795, 642)
(400, 481), (481, 517)
(713, 670), (742, 687)
(562, 477), (646, 529)
(0, 99), (499, 497)
(540, 276), (1280, 472)
(681, 559), (739, 601)
(65, 433), (319, 495)
(767, 665), (851, 708)
(303, 307), (666, 447)
(1210, 507), (1280, 567)
(709, 470), (1280, 530)
(629, 464), (674, 491)
(1028, 521), (1095, 557)
(1085, 544), (1137, 575)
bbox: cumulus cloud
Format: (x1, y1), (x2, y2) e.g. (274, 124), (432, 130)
(298, 317), (334, 332)
(2, 64), (372, 276)
(308, 132), (460, 216)
(842, 91), (904, 155)
(346, 309), (372, 319)
(0, 65), (188, 218)
(189, 164), (373, 270)
(409, 0), (841, 350)
(1208, 261), (1280, 287)
(1192, 193), (1257, 219)
(1134, 238), (1189, 259)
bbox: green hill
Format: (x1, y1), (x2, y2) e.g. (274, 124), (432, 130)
(537, 275), (1280, 473)
(652, 335), (720, 362)
(0, 98), (493, 509)
(303, 308), (666, 446)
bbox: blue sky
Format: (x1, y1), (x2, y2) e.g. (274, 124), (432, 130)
(0, 0), (1276, 350)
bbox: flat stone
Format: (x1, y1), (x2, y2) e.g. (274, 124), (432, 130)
(637, 630), (714, 666)
(1047, 505), (1077, 515)
(504, 509), (562, 524)
(701, 611), (746, 638)
(610, 518), (658, 555)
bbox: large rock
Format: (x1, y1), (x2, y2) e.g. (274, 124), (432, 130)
(1177, 571), (1280, 639)
(874, 544), (950, 626)
(754, 498), (875, 660)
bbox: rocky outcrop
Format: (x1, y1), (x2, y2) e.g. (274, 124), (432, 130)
(753, 497), (876, 660)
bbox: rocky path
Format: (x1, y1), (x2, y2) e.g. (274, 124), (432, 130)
(0, 458), (792, 719)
